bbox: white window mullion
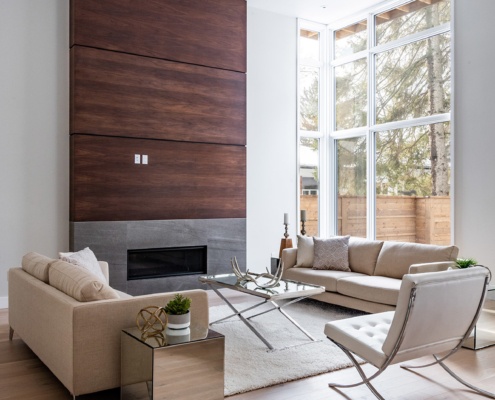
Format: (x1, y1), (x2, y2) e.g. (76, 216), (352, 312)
(367, 12), (376, 240)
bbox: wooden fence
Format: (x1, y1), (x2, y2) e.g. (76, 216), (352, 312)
(300, 195), (451, 245)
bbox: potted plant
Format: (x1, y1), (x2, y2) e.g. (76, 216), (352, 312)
(455, 258), (478, 269)
(455, 258), (492, 282)
(164, 294), (192, 330)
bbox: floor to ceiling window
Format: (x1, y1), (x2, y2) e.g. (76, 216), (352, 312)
(298, 0), (451, 244)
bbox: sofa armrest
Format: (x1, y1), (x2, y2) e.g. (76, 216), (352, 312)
(409, 261), (456, 274)
(98, 261), (109, 282)
(281, 248), (298, 271)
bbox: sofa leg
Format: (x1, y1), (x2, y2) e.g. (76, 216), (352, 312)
(9, 327), (14, 341)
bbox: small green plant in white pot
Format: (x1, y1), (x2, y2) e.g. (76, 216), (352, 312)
(456, 258), (477, 269)
(164, 294), (192, 330)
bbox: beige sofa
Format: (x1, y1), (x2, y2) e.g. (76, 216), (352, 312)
(8, 253), (209, 398)
(281, 237), (459, 313)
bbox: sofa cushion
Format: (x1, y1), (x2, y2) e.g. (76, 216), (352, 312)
(374, 241), (459, 279)
(283, 267), (363, 292)
(313, 236), (351, 271)
(337, 275), (401, 306)
(348, 237), (384, 275)
(295, 235), (314, 267)
(49, 260), (119, 302)
(59, 247), (107, 283)
(21, 252), (55, 283)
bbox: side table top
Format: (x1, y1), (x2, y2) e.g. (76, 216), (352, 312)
(122, 326), (223, 349)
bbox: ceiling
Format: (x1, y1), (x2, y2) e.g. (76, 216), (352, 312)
(247, 0), (387, 25)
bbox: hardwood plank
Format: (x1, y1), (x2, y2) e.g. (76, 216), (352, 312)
(71, 135), (246, 222)
(71, 0), (246, 73)
(71, 46), (246, 146)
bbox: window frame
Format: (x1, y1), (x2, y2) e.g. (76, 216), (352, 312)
(298, 0), (453, 242)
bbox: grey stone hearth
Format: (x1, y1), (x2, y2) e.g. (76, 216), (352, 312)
(70, 219), (246, 295)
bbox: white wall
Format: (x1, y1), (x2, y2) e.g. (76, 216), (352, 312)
(0, 1), (69, 306)
(247, 7), (298, 272)
(453, 0), (495, 277)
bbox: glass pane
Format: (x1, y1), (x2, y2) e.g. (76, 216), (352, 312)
(335, 58), (367, 130)
(376, 33), (450, 124)
(376, 0), (450, 45)
(299, 29), (320, 61)
(337, 137), (367, 238)
(334, 20), (367, 59)
(299, 66), (319, 131)
(299, 138), (319, 237)
(375, 122), (451, 244)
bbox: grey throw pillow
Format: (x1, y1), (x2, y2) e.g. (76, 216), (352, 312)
(313, 236), (351, 271)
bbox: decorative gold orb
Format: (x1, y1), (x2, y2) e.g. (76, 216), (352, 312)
(136, 306), (168, 338)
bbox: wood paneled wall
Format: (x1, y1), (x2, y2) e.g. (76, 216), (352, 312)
(70, 0), (246, 222)
(70, 0), (246, 73)
(71, 135), (246, 222)
(71, 46), (246, 145)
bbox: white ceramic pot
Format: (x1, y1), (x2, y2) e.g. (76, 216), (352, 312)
(167, 311), (191, 330)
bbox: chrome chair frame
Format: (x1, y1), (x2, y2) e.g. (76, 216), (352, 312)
(327, 274), (494, 399)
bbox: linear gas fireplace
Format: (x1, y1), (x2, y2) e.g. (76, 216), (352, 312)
(127, 246), (207, 280)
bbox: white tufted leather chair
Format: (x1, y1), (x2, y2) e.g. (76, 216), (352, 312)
(324, 266), (494, 399)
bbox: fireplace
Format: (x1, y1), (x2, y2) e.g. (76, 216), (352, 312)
(71, 218), (245, 294)
(127, 246), (207, 280)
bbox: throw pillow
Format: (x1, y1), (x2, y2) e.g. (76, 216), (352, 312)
(21, 252), (55, 283)
(312, 236), (351, 271)
(59, 247), (107, 283)
(49, 260), (119, 302)
(295, 235), (314, 267)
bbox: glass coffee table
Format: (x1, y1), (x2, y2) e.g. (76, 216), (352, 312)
(199, 273), (325, 350)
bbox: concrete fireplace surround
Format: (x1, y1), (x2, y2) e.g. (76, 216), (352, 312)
(70, 218), (246, 295)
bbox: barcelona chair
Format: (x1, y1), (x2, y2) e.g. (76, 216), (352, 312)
(324, 266), (494, 399)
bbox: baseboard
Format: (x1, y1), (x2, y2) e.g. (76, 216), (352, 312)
(0, 296), (7, 309)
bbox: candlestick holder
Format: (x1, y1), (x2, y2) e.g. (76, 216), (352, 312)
(279, 223), (293, 258)
(301, 220), (306, 236)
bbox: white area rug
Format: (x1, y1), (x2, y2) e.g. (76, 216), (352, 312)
(209, 299), (365, 396)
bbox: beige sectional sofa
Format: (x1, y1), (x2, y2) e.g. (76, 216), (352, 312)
(282, 236), (459, 313)
(8, 252), (209, 398)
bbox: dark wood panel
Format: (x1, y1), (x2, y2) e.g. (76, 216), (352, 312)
(70, 46), (246, 146)
(70, 0), (246, 73)
(70, 135), (246, 222)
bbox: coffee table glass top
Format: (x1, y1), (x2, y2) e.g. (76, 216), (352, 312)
(199, 273), (324, 299)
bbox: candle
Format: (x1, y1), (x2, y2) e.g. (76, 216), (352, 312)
(301, 210), (307, 222)
(284, 213), (289, 225)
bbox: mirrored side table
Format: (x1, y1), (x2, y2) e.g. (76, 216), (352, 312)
(463, 285), (495, 350)
(121, 326), (224, 399)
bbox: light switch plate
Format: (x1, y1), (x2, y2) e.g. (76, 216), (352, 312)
(142, 155), (148, 164)
(134, 154), (141, 164)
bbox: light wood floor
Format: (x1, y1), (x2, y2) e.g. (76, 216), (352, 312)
(2, 290), (495, 399)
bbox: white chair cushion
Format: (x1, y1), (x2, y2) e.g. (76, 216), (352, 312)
(325, 311), (394, 368)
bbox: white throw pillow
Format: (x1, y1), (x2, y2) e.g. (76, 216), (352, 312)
(295, 235), (314, 267)
(59, 247), (107, 283)
(312, 236), (351, 271)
